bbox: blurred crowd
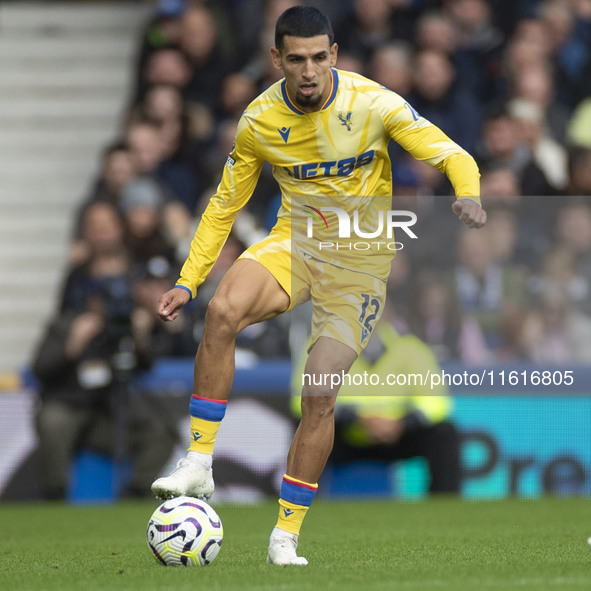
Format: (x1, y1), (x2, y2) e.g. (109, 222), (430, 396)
(28, 0), (591, 499)
(50, 0), (591, 370)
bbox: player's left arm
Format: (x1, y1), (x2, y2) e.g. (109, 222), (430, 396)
(379, 93), (486, 228)
(450, 197), (486, 229)
(436, 148), (486, 229)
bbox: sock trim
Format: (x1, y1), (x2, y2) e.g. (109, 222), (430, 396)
(190, 395), (227, 422)
(280, 475), (318, 507)
(283, 475), (318, 491)
(191, 394), (228, 405)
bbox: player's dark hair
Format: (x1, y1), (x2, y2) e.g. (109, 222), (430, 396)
(275, 5), (334, 52)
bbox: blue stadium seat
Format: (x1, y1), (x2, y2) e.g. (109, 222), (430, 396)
(67, 450), (131, 503)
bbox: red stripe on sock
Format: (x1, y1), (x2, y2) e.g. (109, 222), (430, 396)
(191, 394), (227, 405)
(283, 475), (318, 491)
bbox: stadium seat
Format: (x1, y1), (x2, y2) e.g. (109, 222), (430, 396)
(67, 450), (131, 503)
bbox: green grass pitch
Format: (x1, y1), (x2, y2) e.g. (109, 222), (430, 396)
(1, 497), (590, 591)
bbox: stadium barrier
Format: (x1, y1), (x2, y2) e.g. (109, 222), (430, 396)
(2, 359), (590, 502)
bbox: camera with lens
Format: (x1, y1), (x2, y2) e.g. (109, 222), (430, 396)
(96, 276), (138, 373)
(98, 276), (134, 338)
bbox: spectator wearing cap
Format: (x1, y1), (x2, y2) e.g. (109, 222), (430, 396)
(119, 177), (177, 266)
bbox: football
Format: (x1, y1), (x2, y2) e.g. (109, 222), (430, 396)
(146, 496), (223, 566)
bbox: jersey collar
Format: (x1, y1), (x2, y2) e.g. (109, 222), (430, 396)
(281, 68), (339, 115)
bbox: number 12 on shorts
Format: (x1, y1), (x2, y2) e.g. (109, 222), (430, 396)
(359, 293), (380, 343)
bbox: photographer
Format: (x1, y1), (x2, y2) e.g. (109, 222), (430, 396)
(33, 247), (175, 500)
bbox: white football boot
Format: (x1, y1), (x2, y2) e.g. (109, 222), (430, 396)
(151, 457), (214, 501)
(266, 528), (308, 566)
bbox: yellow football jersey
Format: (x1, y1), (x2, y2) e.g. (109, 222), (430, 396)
(177, 68), (480, 298)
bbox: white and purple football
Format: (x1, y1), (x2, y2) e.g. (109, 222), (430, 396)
(147, 496), (223, 566)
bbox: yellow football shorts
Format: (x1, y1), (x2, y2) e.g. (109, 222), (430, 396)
(239, 232), (387, 354)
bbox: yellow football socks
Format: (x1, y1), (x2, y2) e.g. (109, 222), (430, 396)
(188, 395), (227, 454)
(276, 474), (318, 535)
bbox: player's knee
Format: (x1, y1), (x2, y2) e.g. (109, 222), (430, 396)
(205, 294), (242, 336)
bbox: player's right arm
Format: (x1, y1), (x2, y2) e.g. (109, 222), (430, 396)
(160, 114), (263, 320)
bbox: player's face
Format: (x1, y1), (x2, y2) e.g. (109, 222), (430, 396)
(271, 35), (338, 112)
